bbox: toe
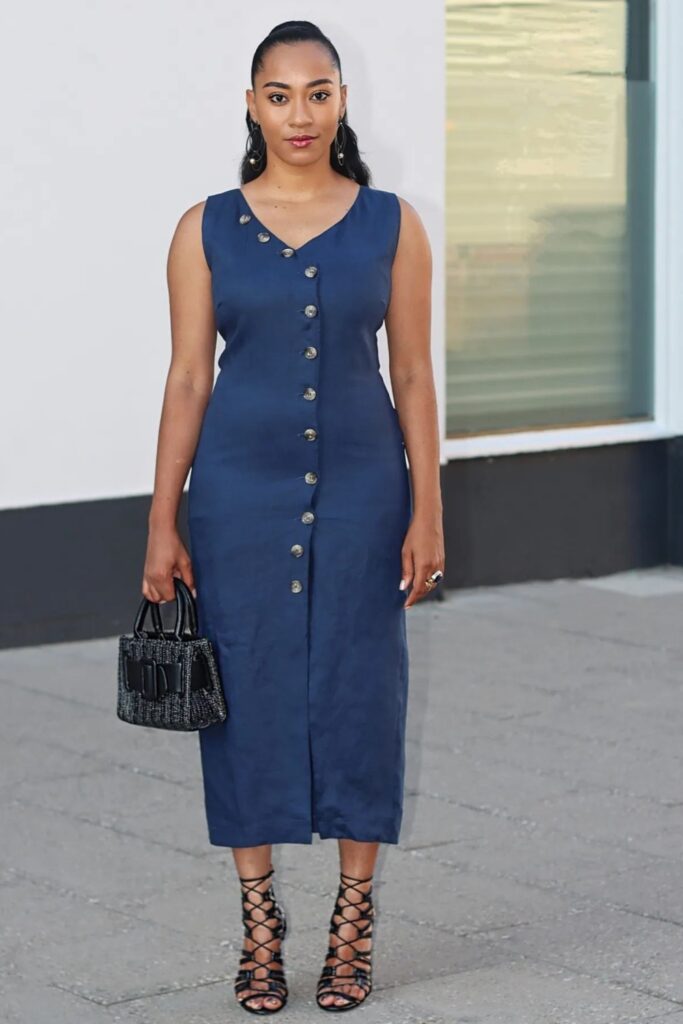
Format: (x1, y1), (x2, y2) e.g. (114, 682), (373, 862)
(333, 985), (356, 1006)
(337, 983), (365, 1005)
(319, 992), (341, 1007)
(243, 992), (264, 1010)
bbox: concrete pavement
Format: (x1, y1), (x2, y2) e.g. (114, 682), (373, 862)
(2, 566), (683, 1023)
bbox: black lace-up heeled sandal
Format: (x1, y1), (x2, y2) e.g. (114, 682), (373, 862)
(234, 867), (288, 1015)
(316, 871), (375, 1012)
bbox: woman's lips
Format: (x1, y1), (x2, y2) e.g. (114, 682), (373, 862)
(288, 136), (316, 148)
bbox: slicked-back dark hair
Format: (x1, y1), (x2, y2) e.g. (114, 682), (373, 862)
(239, 20), (372, 186)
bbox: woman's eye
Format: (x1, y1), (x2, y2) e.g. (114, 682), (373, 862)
(267, 91), (331, 104)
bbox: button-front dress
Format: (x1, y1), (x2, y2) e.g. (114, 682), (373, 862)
(187, 183), (412, 848)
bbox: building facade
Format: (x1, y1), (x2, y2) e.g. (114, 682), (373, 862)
(440, 0), (683, 587)
(1, 1), (681, 647)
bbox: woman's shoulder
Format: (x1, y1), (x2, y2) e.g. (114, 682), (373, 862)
(177, 188), (239, 224)
(204, 187), (242, 210)
(168, 192), (227, 273)
(171, 189), (239, 252)
(388, 192), (431, 265)
(167, 200), (205, 254)
(365, 186), (421, 225)
(382, 190), (426, 242)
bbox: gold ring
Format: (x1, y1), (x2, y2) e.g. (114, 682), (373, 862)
(424, 569), (444, 590)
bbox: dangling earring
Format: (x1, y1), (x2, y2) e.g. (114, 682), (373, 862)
(334, 118), (346, 165)
(247, 122), (265, 167)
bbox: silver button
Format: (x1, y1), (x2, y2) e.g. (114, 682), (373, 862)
(304, 346), (318, 359)
(304, 304), (318, 318)
(291, 543), (304, 557)
(290, 579), (303, 593)
(303, 387), (317, 400)
(304, 428), (317, 441)
(281, 248), (295, 258)
(257, 231), (271, 243)
(304, 265), (318, 278)
(305, 471), (318, 485)
(301, 511), (315, 524)
(239, 213), (252, 224)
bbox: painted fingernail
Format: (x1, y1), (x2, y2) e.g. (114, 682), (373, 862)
(399, 579), (406, 590)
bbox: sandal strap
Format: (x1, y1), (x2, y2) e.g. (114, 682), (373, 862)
(235, 867), (288, 1007)
(316, 871), (375, 1004)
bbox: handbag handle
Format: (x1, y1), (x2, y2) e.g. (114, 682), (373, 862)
(132, 577), (200, 640)
(132, 594), (165, 638)
(172, 577), (200, 638)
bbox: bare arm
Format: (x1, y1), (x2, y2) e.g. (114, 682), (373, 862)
(142, 201), (217, 602)
(385, 197), (445, 606)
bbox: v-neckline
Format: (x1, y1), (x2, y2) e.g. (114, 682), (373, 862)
(237, 183), (364, 253)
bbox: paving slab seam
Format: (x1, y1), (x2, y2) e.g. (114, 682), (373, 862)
(50, 973), (235, 1009)
(579, 902), (683, 931)
(405, 735), (683, 807)
(2, 732), (201, 791)
(437, 605), (683, 654)
(376, 948), (646, 993)
(450, 948), (683, 1018)
(406, 743), (683, 806)
(402, 791), (683, 861)
(494, 950), (683, 1012)
(0, 676), (116, 714)
(75, 757), (199, 790)
(508, 718), (683, 761)
(407, 847), (671, 907)
(5, 794), (209, 860)
(416, 765), (683, 813)
(0, 764), (111, 794)
(0, 863), (220, 942)
(0, 733), (110, 766)
(516, 729), (683, 770)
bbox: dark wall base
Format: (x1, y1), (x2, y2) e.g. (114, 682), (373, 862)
(441, 436), (679, 588)
(1, 436), (681, 649)
(0, 494), (191, 650)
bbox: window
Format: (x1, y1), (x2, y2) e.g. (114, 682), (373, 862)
(445, 0), (655, 437)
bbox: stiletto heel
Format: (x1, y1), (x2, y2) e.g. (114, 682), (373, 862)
(316, 871), (375, 1012)
(234, 867), (288, 1015)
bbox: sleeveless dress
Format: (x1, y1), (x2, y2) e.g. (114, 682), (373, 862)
(187, 183), (412, 848)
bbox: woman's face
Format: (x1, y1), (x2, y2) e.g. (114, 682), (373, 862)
(247, 41), (347, 166)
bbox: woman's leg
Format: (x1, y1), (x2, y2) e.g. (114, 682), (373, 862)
(318, 839), (379, 1008)
(232, 844), (286, 1012)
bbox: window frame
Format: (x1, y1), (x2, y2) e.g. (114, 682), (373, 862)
(439, 0), (683, 463)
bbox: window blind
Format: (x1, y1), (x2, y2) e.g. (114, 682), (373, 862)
(445, 0), (655, 436)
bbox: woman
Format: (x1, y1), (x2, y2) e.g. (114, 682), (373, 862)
(142, 19), (444, 1016)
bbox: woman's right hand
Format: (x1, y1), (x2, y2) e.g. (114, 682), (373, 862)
(142, 524), (196, 604)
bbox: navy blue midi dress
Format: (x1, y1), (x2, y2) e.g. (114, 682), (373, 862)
(187, 183), (412, 848)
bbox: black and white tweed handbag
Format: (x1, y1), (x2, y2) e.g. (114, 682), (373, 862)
(117, 577), (227, 731)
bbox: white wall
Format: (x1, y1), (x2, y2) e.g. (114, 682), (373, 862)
(0, 3), (445, 511)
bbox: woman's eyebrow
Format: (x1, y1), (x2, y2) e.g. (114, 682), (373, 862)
(261, 79), (335, 89)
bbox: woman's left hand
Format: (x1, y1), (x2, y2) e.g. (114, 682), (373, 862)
(400, 513), (446, 608)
